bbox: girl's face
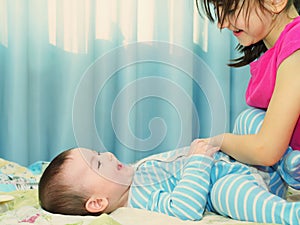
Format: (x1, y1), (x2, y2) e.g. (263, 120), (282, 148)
(216, 0), (275, 46)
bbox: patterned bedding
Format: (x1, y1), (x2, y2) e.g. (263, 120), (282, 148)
(0, 157), (299, 225)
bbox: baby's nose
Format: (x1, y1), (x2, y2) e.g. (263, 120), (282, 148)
(107, 152), (114, 161)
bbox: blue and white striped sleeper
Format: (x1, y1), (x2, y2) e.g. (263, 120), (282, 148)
(128, 147), (213, 220)
(127, 108), (300, 224)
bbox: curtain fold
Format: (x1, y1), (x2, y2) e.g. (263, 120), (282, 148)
(0, 0), (245, 166)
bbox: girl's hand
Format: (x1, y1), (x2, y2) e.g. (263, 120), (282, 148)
(188, 139), (220, 157)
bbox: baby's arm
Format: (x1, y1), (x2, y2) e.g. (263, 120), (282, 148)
(148, 155), (213, 220)
(147, 141), (215, 220)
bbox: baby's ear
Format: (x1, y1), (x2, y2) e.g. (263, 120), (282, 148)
(85, 196), (108, 213)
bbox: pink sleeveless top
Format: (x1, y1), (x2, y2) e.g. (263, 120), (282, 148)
(246, 16), (300, 150)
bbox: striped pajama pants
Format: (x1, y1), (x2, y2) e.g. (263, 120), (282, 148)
(209, 108), (300, 225)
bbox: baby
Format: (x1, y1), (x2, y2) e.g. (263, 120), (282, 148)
(39, 140), (300, 224)
(39, 140), (216, 217)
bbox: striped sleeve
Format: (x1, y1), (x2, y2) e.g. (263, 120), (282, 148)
(147, 155), (213, 220)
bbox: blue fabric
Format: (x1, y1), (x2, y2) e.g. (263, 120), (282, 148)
(128, 144), (300, 223)
(129, 147), (213, 220)
(0, 183), (16, 192)
(27, 161), (49, 175)
(0, 1), (247, 166)
(233, 108), (300, 191)
(280, 151), (300, 189)
(210, 174), (300, 224)
(285, 151), (300, 181)
(128, 108), (300, 224)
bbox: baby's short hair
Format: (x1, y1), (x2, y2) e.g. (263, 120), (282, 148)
(38, 148), (97, 215)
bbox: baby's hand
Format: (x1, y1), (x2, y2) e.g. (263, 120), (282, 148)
(188, 139), (219, 157)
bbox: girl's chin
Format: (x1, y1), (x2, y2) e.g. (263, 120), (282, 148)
(236, 38), (254, 47)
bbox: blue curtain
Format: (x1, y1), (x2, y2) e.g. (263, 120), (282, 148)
(0, 0), (250, 166)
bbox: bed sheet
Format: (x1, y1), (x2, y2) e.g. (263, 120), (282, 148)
(1, 157), (299, 225)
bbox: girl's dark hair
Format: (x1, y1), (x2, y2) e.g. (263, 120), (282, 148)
(38, 149), (101, 216)
(196, 0), (300, 67)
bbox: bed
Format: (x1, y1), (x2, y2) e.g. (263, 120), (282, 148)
(1, 157), (299, 225)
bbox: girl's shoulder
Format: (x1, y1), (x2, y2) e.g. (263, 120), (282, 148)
(273, 16), (300, 67)
(277, 16), (300, 46)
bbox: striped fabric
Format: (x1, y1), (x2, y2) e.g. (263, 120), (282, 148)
(233, 108), (300, 191)
(129, 148), (213, 220)
(127, 108), (300, 224)
(210, 174), (300, 224)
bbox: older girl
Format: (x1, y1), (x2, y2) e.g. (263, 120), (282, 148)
(196, 0), (300, 176)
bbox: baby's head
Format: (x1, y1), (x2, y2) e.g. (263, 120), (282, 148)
(38, 147), (134, 215)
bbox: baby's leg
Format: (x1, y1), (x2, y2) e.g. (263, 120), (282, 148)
(210, 174), (300, 225)
(233, 108), (300, 189)
(278, 150), (300, 190)
(232, 108), (266, 136)
(284, 151), (300, 180)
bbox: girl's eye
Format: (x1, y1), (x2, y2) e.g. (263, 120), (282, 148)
(228, 9), (235, 15)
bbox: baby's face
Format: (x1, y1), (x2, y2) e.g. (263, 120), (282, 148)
(64, 148), (134, 198)
(78, 148), (134, 186)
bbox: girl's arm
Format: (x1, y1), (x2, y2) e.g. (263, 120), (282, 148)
(209, 50), (300, 166)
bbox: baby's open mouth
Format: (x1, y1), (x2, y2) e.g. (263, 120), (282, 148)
(117, 163), (123, 170)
